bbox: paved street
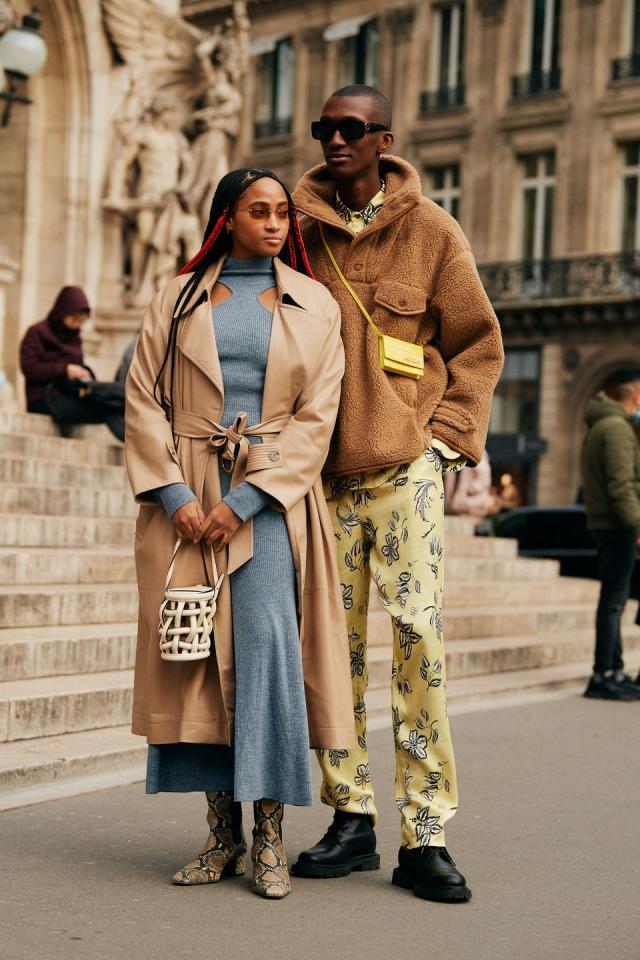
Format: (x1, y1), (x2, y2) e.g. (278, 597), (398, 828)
(1, 693), (638, 960)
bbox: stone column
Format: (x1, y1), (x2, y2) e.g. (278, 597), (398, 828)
(299, 27), (328, 175)
(386, 8), (416, 137)
(0, 249), (19, 408)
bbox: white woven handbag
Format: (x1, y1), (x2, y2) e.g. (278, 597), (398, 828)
(158, 539), (224, 662)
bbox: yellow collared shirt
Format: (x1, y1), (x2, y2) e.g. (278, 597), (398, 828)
(335, 183), (386, 234)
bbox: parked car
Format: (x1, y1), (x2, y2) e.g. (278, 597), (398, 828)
(494, 505), (640, 598)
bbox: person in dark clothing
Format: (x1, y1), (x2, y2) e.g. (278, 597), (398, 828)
(20, 286), (125, 442)
(581, 376), (640, 701)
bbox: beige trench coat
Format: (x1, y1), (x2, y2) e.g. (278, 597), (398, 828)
(125, 256), (356, 749)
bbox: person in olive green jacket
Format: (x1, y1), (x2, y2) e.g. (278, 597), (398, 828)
(581, 376), (640, 701)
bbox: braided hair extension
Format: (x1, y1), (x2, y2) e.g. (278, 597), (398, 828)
(153, 168), (315, 417)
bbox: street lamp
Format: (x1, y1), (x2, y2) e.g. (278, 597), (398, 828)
(0, 8), (47, 127)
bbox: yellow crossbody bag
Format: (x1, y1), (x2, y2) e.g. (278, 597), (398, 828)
(320, 225), (424, 381)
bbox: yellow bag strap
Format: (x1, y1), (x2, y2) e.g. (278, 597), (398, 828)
(319, 224), (384, 340)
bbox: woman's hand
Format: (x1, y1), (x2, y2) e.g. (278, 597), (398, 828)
(198, 502), (242, 549)
(172, 500), (206, 541)
(66, 363), (92, 381)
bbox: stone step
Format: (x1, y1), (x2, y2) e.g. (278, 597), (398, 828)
(0, 669), (133, 742)
(0, 482), (135, 519)
(0, 622), (136, 681)
(0, 513), (134, 548)
(367, 601), (634, 644)
(0, 411), (118, 445)
(365, 652), (640, 721)
(445, 555), (560, 581)
(442, 602), (613, 641)
(445, 535), (517, 558)
(0, 583), (138, 629)
(0, 431), (124, 467)
(0, 546), (135, 585)
(443, 577), (600, 606)
(365, 627), (640, 688)
(0, 724), (146, 810)
(0, 455), (129, 490)
(441, 515), (477, 537)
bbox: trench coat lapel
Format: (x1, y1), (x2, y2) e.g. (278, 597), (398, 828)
(262, 258), (320, 418)
(176, 258), (226, 399)
(176, 256), (319, 418)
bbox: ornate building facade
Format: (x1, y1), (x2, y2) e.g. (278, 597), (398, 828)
(1, 0), (639, 505)
(185, 0), (640, 506)
(0, 0), (248, 396)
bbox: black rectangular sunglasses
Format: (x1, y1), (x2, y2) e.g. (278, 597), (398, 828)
(311, 119), (388, 141)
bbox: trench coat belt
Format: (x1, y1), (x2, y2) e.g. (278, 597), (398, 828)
(171, 409), (292, 573)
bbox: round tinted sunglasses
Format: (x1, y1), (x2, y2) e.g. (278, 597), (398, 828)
(311, 119), (388, 142)
(235, 206), (290, 221)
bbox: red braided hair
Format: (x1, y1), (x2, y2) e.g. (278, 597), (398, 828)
(291, 209), (316, 280)
(179, 207), (229, 276)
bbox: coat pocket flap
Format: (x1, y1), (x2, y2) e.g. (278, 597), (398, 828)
(374, 281), (427, 315)
(246, 443), (284, 472)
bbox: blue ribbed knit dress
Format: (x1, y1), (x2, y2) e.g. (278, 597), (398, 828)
(145, 257), (313, 806)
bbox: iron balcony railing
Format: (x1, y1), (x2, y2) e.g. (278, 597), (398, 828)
(253, 117), (292, 139)
(478, 252), (640, 305)
(419, 85), (465, 113)
(511, 68), (561, 99)
(611, 55), (640, 81)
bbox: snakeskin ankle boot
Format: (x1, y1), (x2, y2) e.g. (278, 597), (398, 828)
(172, 790), (246, 885)
(251, 798), (291, 899)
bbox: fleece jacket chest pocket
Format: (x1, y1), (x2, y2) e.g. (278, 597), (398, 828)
(374, 280), (427, 316)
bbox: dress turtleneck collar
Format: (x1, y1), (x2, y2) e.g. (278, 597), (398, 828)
(221, 256), (274, 275)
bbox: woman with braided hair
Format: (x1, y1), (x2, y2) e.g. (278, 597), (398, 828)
(124, 168), (355, 899)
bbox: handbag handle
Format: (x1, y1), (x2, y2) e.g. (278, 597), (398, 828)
(165, 538), (219, 591)
(319, 224), (384, 340)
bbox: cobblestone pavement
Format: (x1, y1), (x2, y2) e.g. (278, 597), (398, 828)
(1, 694), (638, 960)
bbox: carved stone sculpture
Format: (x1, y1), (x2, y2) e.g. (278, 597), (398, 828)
(104, 92), (201, 304)
(0, 1), (16, 36)
(188, 4), (250, 229)
(101, 0), (249, 304)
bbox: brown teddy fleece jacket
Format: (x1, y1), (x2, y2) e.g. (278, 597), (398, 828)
(294, 155), (504, 476)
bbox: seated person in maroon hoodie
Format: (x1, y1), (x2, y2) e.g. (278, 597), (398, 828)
(20, 286), (124, 441)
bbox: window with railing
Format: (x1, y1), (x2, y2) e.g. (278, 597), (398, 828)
(512, 0), (562, 99)
(519, 152), (555, 262)
(336, 19), (380, 87)
(621, 141), (640, 252)
(254, 37), (294, 140)
(427, 164), (461, 220)
(612, 0), (640, 80)
(420, 2), (465, 113)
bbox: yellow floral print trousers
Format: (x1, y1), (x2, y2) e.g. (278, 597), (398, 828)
(319, 449), (459, 849)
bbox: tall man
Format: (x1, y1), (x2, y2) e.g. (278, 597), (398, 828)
(581, 375), (640, 701)
(291, 86), (504, 903)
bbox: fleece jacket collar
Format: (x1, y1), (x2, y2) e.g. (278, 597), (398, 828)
(294, 154), (422, 240)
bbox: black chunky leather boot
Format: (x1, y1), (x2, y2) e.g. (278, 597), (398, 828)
(291, 810), (380, 878)
(392, 846), (471, 902)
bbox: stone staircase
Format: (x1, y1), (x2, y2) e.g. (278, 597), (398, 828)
(0, 411), (638, 810)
